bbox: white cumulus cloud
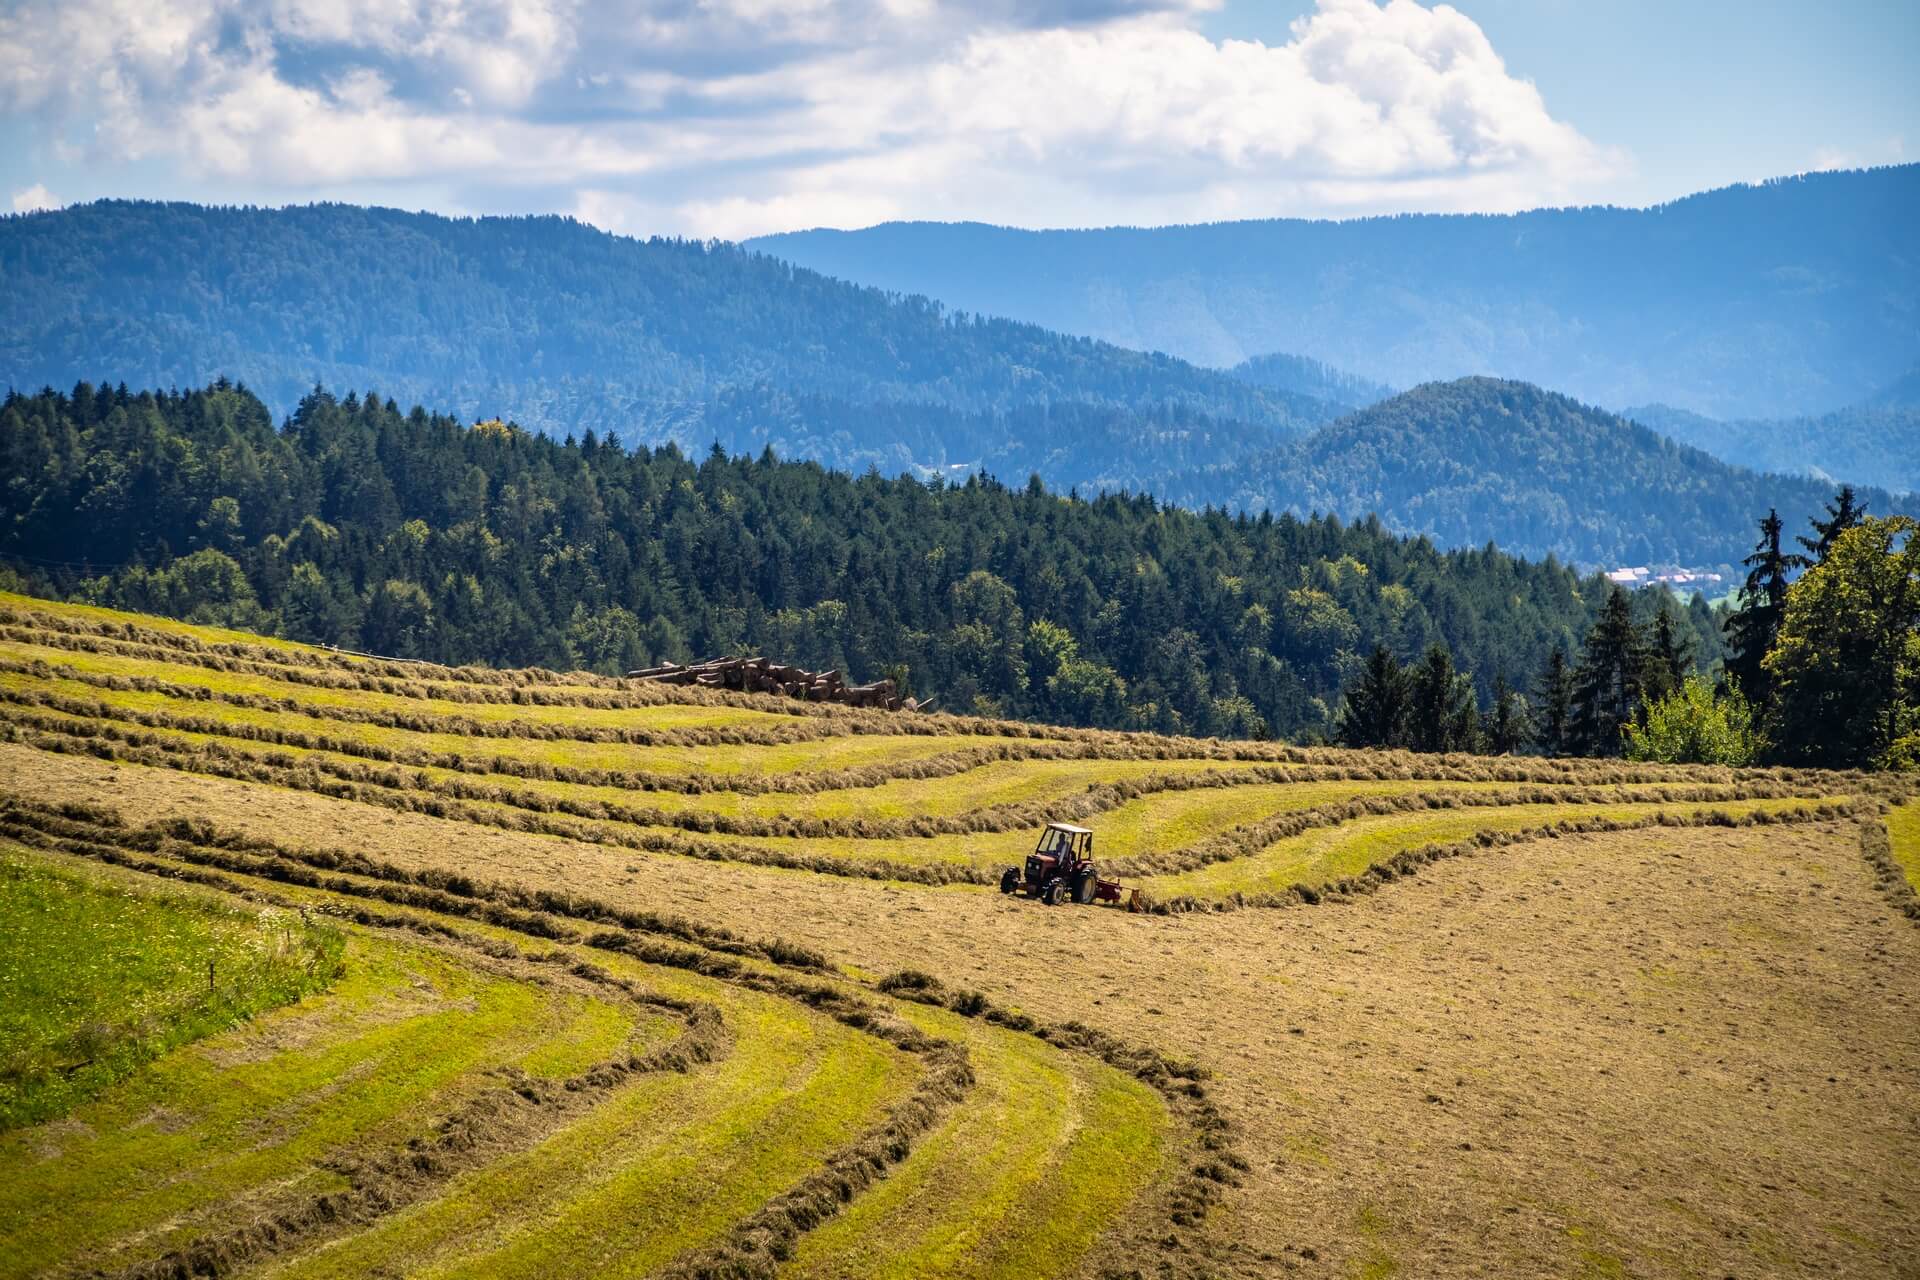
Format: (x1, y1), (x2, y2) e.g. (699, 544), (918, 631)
(11, 182), (60, 212)
(0, 0), (1623, 235)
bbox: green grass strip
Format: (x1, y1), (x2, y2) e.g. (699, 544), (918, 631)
(0, 638), (779, 734)
(0, 844), (344, 1130)
(726, 778), (1520, 871)
(1888, 801), (1920, 896)
(0, 912), (653, 1280)
(0, 591), (320, 655)
(0, 662), (990, 779)
(271, 970), (914, 1280)
(782, 1000), (1166, 1280)
(1143, 796), (1833, 899)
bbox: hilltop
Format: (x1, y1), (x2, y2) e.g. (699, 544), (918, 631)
(1163, 378), (1920, 567)
(749, 166), (1920, 420)
(0, 592), (1915, 1278)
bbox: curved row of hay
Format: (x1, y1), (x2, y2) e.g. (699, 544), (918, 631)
(0, 798), (1194, 1280)
(1866, 799), (1920, 923)
(4, 595), (1852, 774)
(2, 597), (1909, 1278)
(3, 693), (1850, 899)
(0, 594), (1884, 912)
(0, 679), (1811, 841)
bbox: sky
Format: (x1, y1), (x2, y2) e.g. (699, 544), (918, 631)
(1, 0), (1914, 240)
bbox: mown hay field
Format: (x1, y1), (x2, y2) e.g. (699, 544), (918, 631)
(0, 592), (1915, 1279)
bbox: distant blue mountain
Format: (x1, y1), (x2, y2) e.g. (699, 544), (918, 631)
(1224, 352), (1395, 416)
(4, 195), (1911, 569)
(0, 199), (1332, 493)
(749, 166), (1920, 421)
(1626, 398), (1920, 495)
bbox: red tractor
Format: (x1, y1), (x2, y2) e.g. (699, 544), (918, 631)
(1000, 822), (1125, 906)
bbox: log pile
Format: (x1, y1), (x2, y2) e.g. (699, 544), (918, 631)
(625, 657), (932, 712)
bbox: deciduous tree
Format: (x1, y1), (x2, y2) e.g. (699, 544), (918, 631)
(1624, 676), (1760, 765)
(1765, 517), (1920, 768)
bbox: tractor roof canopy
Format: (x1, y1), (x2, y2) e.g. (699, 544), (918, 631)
(1046, 822), (1093, 835)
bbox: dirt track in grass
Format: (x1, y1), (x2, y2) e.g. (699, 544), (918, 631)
(11, 744), (1918, 1278)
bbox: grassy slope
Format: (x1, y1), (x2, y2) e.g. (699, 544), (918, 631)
(0, 593), (1905, 1279)
(784, 1001), (1165, 1280)
(0, 859), (661, 1277)
(275, 982), (906, 1280)
(0, 847), (343, 1128)
(1889, 801), (1920, 894)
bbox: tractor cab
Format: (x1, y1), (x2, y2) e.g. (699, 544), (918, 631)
(1031, 822), (1093, 874)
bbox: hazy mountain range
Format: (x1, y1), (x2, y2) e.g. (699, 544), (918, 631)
(1624, 393), (1920, 495)
(750, 165), (1920, 421)
(4, 178), (1915, 570)
(0, 200), (1329, 452)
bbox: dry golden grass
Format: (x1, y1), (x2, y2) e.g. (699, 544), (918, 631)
(1, 595), (1911, 1279)
(8, 745), (1916, 1276)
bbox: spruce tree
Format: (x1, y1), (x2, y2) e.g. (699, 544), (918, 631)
(1534, 647), (1574, 757)
(1571, 587), (1647, 756)
(1407, 644), (1478, 753)
(1486, 672), (1533, 755)
(1723, 509), (1806, 705)
(1797, 485), (1866, 563)
(1336, 644), (1411, 749)
(1643, 606), (1691, 704)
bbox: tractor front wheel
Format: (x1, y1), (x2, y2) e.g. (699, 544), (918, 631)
(1041, 879), (1065, 906)
(999, 867), (1020, 895)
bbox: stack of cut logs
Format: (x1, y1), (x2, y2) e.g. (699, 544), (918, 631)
(625, 657), (931, 712)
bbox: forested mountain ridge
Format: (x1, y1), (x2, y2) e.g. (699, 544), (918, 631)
(0, 200), (1334, 490)
(749, 165), (1920, 420)
(0, 381), (1728, 741)
(6, 200), (1904, 570)
(1225, 352), (1396, 416)
(1626, 399), (1920, 495)
(1163, 378), (1920, 568)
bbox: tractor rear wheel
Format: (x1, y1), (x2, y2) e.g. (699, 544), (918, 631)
(1041, 879), (1065, 906)
(999, 867), (1020, 895)
(1072, 871), (1096, 904)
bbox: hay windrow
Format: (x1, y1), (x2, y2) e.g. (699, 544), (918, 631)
(103, 961), (731, 1280)
(871, 969), (1247, 1280)
(0, 796), (827, 973)
(0, 706), (1862, 902)
(1859, 804), (1920, 925)
(0, 603), (1879, 783)
(5, 684), (1826, 842)
(1138, 800), (1868, 914)
(2, 794), (992, 1280)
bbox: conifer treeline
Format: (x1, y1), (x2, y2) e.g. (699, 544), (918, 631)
(1335, 484), (1920, 768)
(0, 381), (1725, 741)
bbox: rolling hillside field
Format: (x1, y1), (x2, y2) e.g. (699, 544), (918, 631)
(2, 593), (1917, 1278)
